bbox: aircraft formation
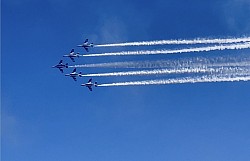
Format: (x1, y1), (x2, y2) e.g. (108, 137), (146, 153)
(53, 39), (97, 91)
(53, 37), (250, 91)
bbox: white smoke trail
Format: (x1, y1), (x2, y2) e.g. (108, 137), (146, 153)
(70, 57), (250, 69)
(95, 37), (250, 47)
(81, 68), (211, 77)
(83, 42), (250, 57)
(80, 67), (246, 77)
(98, 73), (250, 87)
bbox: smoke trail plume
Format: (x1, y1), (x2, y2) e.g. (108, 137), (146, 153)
(80, 67), (246, 77)
(84, 43), (250, 57)
(95, 37), (250, 47)
(70, 56), (250, 69)
(98, 73), (250, 87)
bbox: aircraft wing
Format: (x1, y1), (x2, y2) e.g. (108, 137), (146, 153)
(88, 78), (92, 83)
(72, 68), (76, 72)
(84, 47), (89, 52)
(70, 57), (75, 62)
(72, 77), (77, 81)
(70, 49), (74, 53)
(87, 86), (92, 91)
(84, 39), (88, 43)
(59, 68), (63, 73)
(59, 60), (63, 64)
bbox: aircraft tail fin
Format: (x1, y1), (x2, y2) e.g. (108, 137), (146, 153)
(94, 82), (98, 87)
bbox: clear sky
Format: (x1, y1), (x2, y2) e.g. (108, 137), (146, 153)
(2, 0), (250, 161)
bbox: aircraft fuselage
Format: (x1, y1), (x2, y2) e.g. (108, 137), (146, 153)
(65, 73), (80, 77)
(53, 64), (66, 68)
(81, 82), (97, 87)
(63, 54), (79, 57)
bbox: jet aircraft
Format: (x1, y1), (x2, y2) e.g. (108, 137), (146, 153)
(52, 60), (68, 73)
(63, 49), (80, 62)
(81, 78), (97, 91)
(65, 68), (82, 81)
(77, 39), (94, 52)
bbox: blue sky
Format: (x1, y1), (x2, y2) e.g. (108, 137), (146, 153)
(2, 0), (250, 161)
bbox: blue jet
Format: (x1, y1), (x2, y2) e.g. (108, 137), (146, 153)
(81, 78), (97, 91)
(65, 68), (82, 81)
(52, 60), (68, 73)
(63, 49), (80, 62)
(77, 39), (94, 52)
